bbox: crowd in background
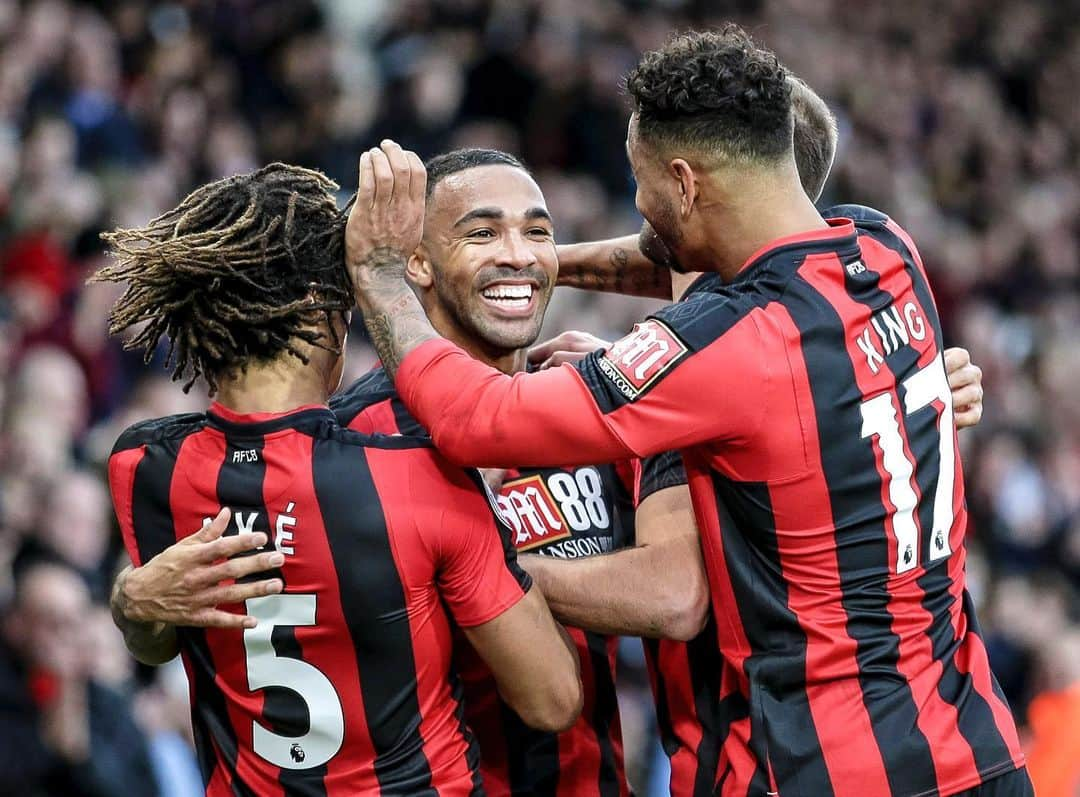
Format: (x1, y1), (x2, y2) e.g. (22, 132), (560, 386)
(0, 0), (1077, 795)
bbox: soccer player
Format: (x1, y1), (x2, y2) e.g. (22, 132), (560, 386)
(528, 76), (984, 797)
(323, 148), (642, 796)
(100, 163), (582, 795)
(348, 25), (1031, 797)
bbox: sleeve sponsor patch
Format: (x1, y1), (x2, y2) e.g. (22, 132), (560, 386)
(597, 319), (689, 401)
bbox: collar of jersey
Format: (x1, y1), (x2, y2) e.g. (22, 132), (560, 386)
(207, 402), (334, 435)
(732, 217), (857, 284)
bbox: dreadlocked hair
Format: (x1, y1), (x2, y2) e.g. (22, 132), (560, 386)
(94, 163), (352, 395)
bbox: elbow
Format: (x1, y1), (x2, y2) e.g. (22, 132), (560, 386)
(517, 676), (583, 733)
(661, 573), (711, 642)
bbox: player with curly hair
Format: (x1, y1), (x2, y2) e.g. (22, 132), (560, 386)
(348, 25), (1031, 797)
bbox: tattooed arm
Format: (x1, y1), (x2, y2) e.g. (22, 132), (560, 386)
(346, 141), (439, 378)
(556, 233), (673, 300)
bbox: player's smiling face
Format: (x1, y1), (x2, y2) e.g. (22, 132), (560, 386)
(415, 165), (557, 355)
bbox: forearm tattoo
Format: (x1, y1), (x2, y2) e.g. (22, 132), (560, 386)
(558, 245), (671, 299)
(110, 567), (178, 664)
(353, 247), (439, 378)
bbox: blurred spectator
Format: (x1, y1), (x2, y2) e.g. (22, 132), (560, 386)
(0, 557), (157, 797)
(0, 0), (1076, 794)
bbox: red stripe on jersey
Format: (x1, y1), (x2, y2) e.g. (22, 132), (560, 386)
(170, 429), (284, 796)
(721, 717), (758, 797)
(801, 252), (982, 791)
(364, 446), (479, 792)
(765, 302), (892, 797)
(109, 444), (146, 565)
(683, 453), (752, 696)
(259, 431), (381, 791)
(346, 398), (400, 435)
(945, 551), (1026, 770)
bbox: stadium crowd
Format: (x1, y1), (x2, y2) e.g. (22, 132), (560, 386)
(0, 0), (1076, 794)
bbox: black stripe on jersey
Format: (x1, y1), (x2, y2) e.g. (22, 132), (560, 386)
(312, 441), (437, 796)
(586, 631), (621, 797)
(448, 664), (484, 796)
(639, 450), (688, 503)
(217, 434), (329, 797)
(851, 229), (1017, 776)
(712, 476), (835, 796)
(784, 272), (938, 795)
(390, 396), (427, 436)
(329, 368), (396, 427)
(502, 700), (560, 796)
(642, 638), (678, 758)
(685, 614), (724, 797)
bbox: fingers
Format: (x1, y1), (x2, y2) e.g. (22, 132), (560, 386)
(192, 549), (285, 589)
(943, 346), (971, 375)
(955, 404), (983, 429)
(189, 507), (231, 544)
(538, 350), (589, 370)
(948, 362), (982, 391)
(196, 531), (269, 564)
(380, 139), (410, 202)
(405, 149), (426, 209)
(358, 150), (374, 208)
(950, 382), (983, 410)
(191, 608), (260, 630)
(369, 146), (393, 207)
(527, 331), (610, 363)
(199, 578), (284, 609)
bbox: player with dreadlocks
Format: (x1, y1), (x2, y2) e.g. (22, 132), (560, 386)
(101, 161), (581, 796)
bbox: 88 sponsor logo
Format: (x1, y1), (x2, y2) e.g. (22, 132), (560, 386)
(495, 467), (610, 551)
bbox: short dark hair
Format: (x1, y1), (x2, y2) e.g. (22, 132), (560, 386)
(94, 163), (351, 394)
(626, 26), (792, 162)
(790, 77), (838, 201)
(424, 148), (528, 198)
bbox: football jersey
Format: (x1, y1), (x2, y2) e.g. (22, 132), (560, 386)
(392, 208), (1026, 796)
(108, 403), (531, 796)
(333, 368), (635, 797)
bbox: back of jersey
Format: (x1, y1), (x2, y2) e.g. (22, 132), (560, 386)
(679, 208), (1025, 796)
(109, 403), (531, 797)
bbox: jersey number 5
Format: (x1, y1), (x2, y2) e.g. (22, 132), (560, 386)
(860, 354), (956, 575)
(244, 594), (345, 769)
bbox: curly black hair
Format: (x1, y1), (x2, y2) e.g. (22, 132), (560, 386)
(626, 25), (793, 162)
(93, 163), (352, 394)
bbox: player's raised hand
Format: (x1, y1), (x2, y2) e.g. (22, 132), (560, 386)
(527, 330), (613, 370)
(114, 508), (285, 630)
(345, 139), (427, 284)
(944, 347), (984, 429)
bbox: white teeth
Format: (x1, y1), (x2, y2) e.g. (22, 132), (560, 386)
(482, 284), (533, 302)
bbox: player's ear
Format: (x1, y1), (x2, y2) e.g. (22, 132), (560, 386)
(670, 159), (698, 218)
(406, 246), (434, 289)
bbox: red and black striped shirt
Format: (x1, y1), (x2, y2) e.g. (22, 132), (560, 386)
(332, 368), (634, 797)
(392, 206), (1026, 797)
(108, 403), (531, 796)
(638, 451), (766, 797)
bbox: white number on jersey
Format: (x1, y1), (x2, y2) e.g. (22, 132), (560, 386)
(859, 353), (956, 574)
(244, 594), (345, 769)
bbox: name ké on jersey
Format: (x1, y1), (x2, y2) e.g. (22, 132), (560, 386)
(493, 465), (628, 559)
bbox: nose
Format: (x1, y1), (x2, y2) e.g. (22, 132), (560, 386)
(496, 230), (538, 270)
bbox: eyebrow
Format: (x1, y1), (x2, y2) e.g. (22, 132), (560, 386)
(453, 206), (552, 227)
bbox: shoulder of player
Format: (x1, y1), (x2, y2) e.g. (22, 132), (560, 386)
(821, 203), (922, 264)
(111, 412), (208, 457)
(329, 366), (396, 418)
(650, 279), (771, 352)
